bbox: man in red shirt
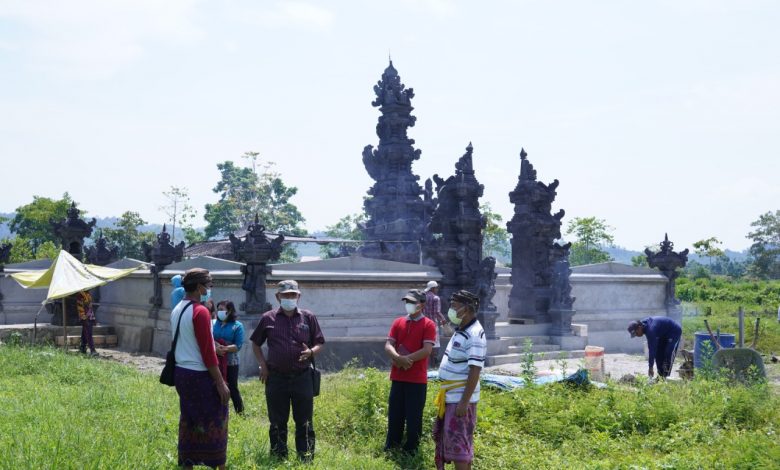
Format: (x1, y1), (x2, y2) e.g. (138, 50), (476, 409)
(384, 288), (437, 454)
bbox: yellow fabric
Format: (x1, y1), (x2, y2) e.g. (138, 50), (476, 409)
(10, 250), (140, 303)
(434, 380), (468, 419)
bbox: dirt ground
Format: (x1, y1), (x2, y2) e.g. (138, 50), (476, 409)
(86, 348), (780, 385)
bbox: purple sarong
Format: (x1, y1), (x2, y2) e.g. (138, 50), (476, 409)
(433, 403), (477, 469)
(174, 367), (229, 468)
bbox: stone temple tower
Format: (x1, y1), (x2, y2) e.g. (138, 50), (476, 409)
(360, 61), (431, 264)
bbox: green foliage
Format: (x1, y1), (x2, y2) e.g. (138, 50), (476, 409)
(1, 346), (779, 469)
(520, 338), (537, 385)
(9, 193), (74, 253)
(480, 203), (510, 262)
(566, 217), (614, 266)
(320, 212), (366, 258)
(692, 236), (725, 266)
(182, 226), (206, 246)
(204, 154), (307, 238)
(631, 254), (648, 267)
(160, 186), (196, 245)
(102, 211), (156, 260)
(4, 237), (34, 263)
(746, 210), (780, 279)
(204, 154), (307, 262)
(35, 240), (60, 260)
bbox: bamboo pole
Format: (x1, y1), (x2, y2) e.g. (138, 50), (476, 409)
(62, 298), (67, 351)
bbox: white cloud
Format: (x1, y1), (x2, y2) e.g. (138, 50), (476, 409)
(0, 0), (203, 79)
(229, 1), (334, 32)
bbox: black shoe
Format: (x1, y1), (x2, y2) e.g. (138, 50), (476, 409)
(79, 346), (87, 354)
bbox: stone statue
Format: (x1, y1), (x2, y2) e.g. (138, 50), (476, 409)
(360, 61), (430, 264)
(548, 242), (576, 336)
(85, 230), (119, 266)
(229, 215), (284, 314)
(507, 148), (569, 324)
(50, 202), (96, 261)
(143, 225), (185, 307)
(475, 256), (499, 339)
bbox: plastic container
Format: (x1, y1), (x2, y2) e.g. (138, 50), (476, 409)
(584, 345), (605, 381)
(693, 332), (735, 368)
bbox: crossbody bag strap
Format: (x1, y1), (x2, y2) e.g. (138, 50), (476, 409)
(171, 301), (194, 358)
(304, 312), (316, 371)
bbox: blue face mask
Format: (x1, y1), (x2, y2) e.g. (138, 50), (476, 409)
(200, 288), (212, 303)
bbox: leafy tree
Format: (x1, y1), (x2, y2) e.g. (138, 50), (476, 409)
(35, 241), (60, 260)
(9, 193), (74, 253)
(204, 153), (307, 262)
(320, 212), (366, 258)
(160, 186), (197, 245)
(6, 237), (34, 263)
(746, 210), (780, 279)
(566, 216), (614, 266)
(631, 254), (649, 267)
(692, 237), (725, 266)
(182, 227), (206, 246)
(480, 203), (510, 262)
(103, 211), (155, 260)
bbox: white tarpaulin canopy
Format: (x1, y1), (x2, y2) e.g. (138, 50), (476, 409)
(10, 250), (141, 303)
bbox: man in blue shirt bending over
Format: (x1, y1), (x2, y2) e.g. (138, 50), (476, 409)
(628, 316), (682, 379)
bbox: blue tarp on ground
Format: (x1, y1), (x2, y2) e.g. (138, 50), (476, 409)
(427, 368), (607, 390)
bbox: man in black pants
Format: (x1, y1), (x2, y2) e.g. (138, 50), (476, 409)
(251, 280), (325, 462)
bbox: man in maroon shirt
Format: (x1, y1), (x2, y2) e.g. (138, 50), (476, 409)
(250, 280), (325, 462)
(384, 288), (437, 454)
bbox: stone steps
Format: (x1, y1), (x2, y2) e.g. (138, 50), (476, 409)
(55, 334), (118, 347)
(486, 349), (587, 367)
(54, 324), (119, 348)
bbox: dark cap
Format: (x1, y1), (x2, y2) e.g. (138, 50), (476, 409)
(627, 320), (642, 337)
(401, 289), (426, 303)
(450, 289), (480, 309)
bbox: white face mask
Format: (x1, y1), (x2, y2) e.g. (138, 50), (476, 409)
(280, 298), (298, 311)
(216, 310), (228, 322)
(405, 303), (419, 316)
(448, 307), (462, 325)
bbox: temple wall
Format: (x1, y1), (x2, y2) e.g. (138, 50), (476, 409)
(1, 259), (670, 370)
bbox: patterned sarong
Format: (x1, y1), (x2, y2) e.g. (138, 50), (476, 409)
(433, 403), (477, 470)
(175, 367), (229, 468)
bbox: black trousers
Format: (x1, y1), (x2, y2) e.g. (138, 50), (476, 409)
(80, 319), (94, 352)
(265, 368), (315, 460)
(226, 365), (244, 414)
(385, 380), (427, 453)
(655, 333), (681, 377)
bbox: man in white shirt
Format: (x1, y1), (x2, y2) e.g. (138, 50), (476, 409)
(433, 290), (486, 470)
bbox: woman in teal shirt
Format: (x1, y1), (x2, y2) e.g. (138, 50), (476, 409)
(213, 300), (245, 414)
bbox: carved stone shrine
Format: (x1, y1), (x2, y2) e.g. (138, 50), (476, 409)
(229, 215), (284, 314)
(645, 234), (689, 324)
(51, 202), (96, 261)
(143, 225), (184, 307)
(548, 241), (576, 335)
(507, 149), (567, 324)
(49, 203), (97, 325)
(424, 143), (498, 338)
(360, 61), (432, 264)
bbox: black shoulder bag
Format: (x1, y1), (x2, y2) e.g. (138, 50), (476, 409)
(304, 312), (321, 397)
(160, 301), (194, 386)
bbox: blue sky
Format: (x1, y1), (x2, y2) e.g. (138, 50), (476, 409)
(1, 0), (778, 251)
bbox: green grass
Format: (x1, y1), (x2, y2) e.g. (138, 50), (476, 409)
(2, 345), (780, 469)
